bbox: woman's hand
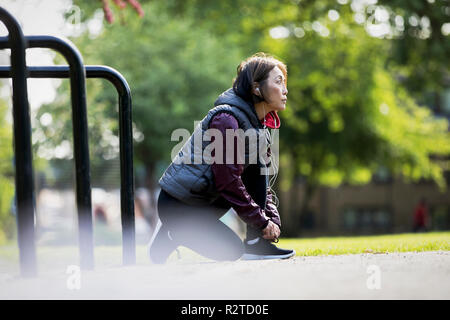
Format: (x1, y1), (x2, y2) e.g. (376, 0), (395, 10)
(262, 220), (280, 242)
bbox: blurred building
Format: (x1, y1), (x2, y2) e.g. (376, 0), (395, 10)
(285, 172), (450, 236)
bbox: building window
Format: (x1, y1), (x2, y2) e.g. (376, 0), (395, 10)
(341, 207), (392, 233)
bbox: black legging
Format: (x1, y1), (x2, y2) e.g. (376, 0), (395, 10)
(157, 164), (268, 261)
(157, 189), (245, 261)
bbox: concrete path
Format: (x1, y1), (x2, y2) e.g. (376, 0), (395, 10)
(1, 251), (449, 299)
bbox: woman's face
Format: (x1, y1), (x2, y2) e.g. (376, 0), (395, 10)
(261, 66), (288, 111)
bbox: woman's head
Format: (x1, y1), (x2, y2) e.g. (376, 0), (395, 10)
(233, 53), (288, 110)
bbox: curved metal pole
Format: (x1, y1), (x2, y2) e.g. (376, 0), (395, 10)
(28, 36), (94, 270)
(86, 66), (136, 266)
(0, 65), (136, 265)
(0, 7), (37, 277)
(0, 35), (94, 270)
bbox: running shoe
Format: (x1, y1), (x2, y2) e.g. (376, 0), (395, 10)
(241, 237), (295, 260)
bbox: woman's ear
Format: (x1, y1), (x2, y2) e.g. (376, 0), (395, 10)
(251, 82), (265, 104)
(252, 83), (261, 97)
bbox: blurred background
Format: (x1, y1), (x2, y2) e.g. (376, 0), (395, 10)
(0, 0), (449, 250)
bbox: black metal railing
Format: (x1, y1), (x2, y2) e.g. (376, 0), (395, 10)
(0, 7), (136, 277)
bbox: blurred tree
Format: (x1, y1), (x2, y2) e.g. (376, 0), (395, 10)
(0, 95), (15, 243)
(56, 0), (450, 235)
(376, 0), (450, 100)
(168, 0), (450, 97)
(168, 0), (450, 233)
(35, 1), (242, 224)
(263, 0), (450, 234)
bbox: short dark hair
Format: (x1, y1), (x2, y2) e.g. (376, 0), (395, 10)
(232, 52), (287, 105)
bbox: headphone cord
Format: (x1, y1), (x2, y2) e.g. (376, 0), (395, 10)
(262, 104), (280, 209)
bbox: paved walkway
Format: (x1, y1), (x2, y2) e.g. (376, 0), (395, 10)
(1, 251), (449, 299)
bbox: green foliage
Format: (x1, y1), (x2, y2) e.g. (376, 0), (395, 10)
(46, 0), (450, 193)
(34, 74), (121, 181)
(0, 97), (15, 243)
(156, 0), (450, 190)
(259, 1), (450, 189)
(36, 1), (243, 183)
(377, 0), (450, 96)
(370, 68), (450, 189)
(271, 8), (386, 187)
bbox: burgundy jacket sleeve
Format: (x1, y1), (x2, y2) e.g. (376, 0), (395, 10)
(209, 112), (270, 230)
(265, 187), (281, 227)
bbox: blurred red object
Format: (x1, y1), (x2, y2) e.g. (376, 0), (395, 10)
(413, 199), (428, 232)
(101, 0), (145, 24)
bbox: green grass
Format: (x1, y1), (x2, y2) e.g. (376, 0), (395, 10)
(0, 232), (448, 273)
(278, 231), (450, 256)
